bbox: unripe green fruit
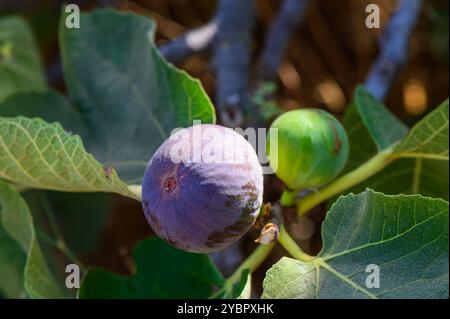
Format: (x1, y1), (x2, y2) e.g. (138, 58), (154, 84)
(267, 109), (349, 190)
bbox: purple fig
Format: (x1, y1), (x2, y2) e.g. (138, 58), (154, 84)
(141, 124), (264, 253)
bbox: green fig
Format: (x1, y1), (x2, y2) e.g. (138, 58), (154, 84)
(267, 109), (349, 190)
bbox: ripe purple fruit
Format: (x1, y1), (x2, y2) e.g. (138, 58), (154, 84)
(141, 124), (264, 253)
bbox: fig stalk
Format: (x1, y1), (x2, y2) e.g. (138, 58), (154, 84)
(280, 189), (297, 207)
(297, 147), (395, 217)
(278, 224), (315, 262)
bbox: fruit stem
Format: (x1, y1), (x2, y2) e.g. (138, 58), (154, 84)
(36, 228), (85, 270)
(297, 147), (395, 217)
(226, 242), (275, 289)
(38, 192), (86, 270)
(280, 189), (297, 207)
(278, 224), (315, 262)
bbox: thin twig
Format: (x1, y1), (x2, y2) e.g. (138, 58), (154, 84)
(365, 0), (422, 101)
(250, 0), (310, 126)
(159, 19), (219, 65)
(39, 193), (64, 240)
(36, 228), (85, 270)
(258, 0), (310, 83)
(213, 0), (256, 127)
(38, 193), (84, 269)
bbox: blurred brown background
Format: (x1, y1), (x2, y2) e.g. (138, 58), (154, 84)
(2, 0), (448, 119)
(1, 0), (448, 295)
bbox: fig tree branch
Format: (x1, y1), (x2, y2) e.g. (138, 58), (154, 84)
(365, 0), (422, 101)
(159, 19), (219, 65)
(257, 0), (310, 83)
(159, 0), (311, 127)
(250, 0), (310, 126)
(212, 0), (256, 127)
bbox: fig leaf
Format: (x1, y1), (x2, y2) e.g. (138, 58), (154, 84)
(79, 237), (224, 298)
(263, 189), (449, 299)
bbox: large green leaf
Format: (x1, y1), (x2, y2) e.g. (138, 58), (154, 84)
(353, 86), (408, 151)
(337, 90), (449, 200)
(79, 237), (224, 298)
(263, 189), (449, 299)
(0, 9), (216, 194)
(0, 89), (87, 137)
(60, 8), (216, 184)
(0, 16), (45, 101)
(341, 103), (377, 172)
(395, 99), (449, 161)
(0, 225), (26, 298)
(0, 180), (64, 298)
(341, 86), (407, 174)
(351, 159), (449, 200)
(0, 116), (138, 199)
